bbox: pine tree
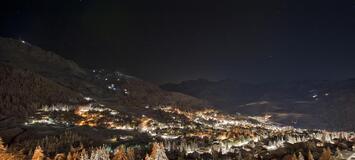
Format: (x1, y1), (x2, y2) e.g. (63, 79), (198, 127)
(282, 154), (297, 160)
(0, 137), (16, 160)
(113, 145), (128, 160)
(145, 154), (150, 160)
(32, 146), (45, 160)
(53, 153), (66, 160)
(126, 147), (135, 160)
(298, 152), (305, 160)
(236, 150), (242, 160)
(211, 147), (219, 160)
(0, 138), (5, 152)
(89, 146), (110, 160)
(66, 151), (73, 160)
(319, 147), (332, 160)
(66, 145), (82, 160)
(145, 143), (169, 160)
(79, 149), (89, 160)
(307, 150), (314, 160)
(334, 147), (344, 159)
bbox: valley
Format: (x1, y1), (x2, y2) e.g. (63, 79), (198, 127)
(0, 37), (354, 160)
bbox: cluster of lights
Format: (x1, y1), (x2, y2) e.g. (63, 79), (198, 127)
(25, 103), (355, 156)
(91, 69), (133, 94)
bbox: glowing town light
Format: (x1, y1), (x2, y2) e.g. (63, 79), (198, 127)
(123, 89), (129, 95)
(84, 97), (93, 101)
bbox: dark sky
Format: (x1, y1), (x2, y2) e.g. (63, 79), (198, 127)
(1, 0), (355, 84)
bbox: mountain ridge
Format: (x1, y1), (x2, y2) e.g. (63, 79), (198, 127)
(0, 37), (209, 112)
(162, 78), (355, 131)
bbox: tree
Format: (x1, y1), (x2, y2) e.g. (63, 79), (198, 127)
(319, 147), (332, 160)
(126, 147), (135, 160)
(0, 138), (6, 152)
(307, 150), (314, 160)
(0, 137), (17, 160)
(89, 146), (110, 160)
(298, 152), (305, 160)
(32, 146), (45, 160)
(66, 152), (73, 160)
(282, 154), (297, 160)
(53, 153), (66, 160)
(334, 147), (344, 159)
(79, 149), (89, 160)
(113, 145), (128, 160)
(145, 143), (169, 160)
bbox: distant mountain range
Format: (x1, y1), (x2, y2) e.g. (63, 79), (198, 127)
(162, 78), (355, 131)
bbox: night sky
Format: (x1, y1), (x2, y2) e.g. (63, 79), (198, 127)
(1, 0), (355, 84)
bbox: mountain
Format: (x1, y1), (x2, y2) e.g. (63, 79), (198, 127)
(162, 79), (355, 131)
(0, 37), (208, 143)
(0, 37), (208, 111)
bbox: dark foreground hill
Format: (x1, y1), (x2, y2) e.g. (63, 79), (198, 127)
(162, 79), (355, 131)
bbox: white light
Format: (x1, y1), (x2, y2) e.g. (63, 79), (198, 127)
(84, 97), (93, 101)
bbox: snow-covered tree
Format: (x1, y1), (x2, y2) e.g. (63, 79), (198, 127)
(0, 137), (17, 160)
(307, 150), (314, 160)
(113, 145), (128, 160)
(126, 147), (135, 160)
(0, 138), (5, 152)
(32, 146), (45, 160)
(79, 149), (89, 160)
(334, 147), (344, 159)
(53, 153), (66, 160)
(89, 146), (110, 160)
(145, 143), (169, 160)
(319, 147), (332, 160)
(298, 152), (304, 160)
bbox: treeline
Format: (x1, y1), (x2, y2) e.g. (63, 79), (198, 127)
(0, 64), (82, 118)
(0, 134), (349, 160)
(1, 136), (169, 160)
(12, 131), (88, 154)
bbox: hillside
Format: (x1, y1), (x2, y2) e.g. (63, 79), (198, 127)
(0, 37), (209, 145)
(0, 37), (208, 111)
(0, 64), (83, 118)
